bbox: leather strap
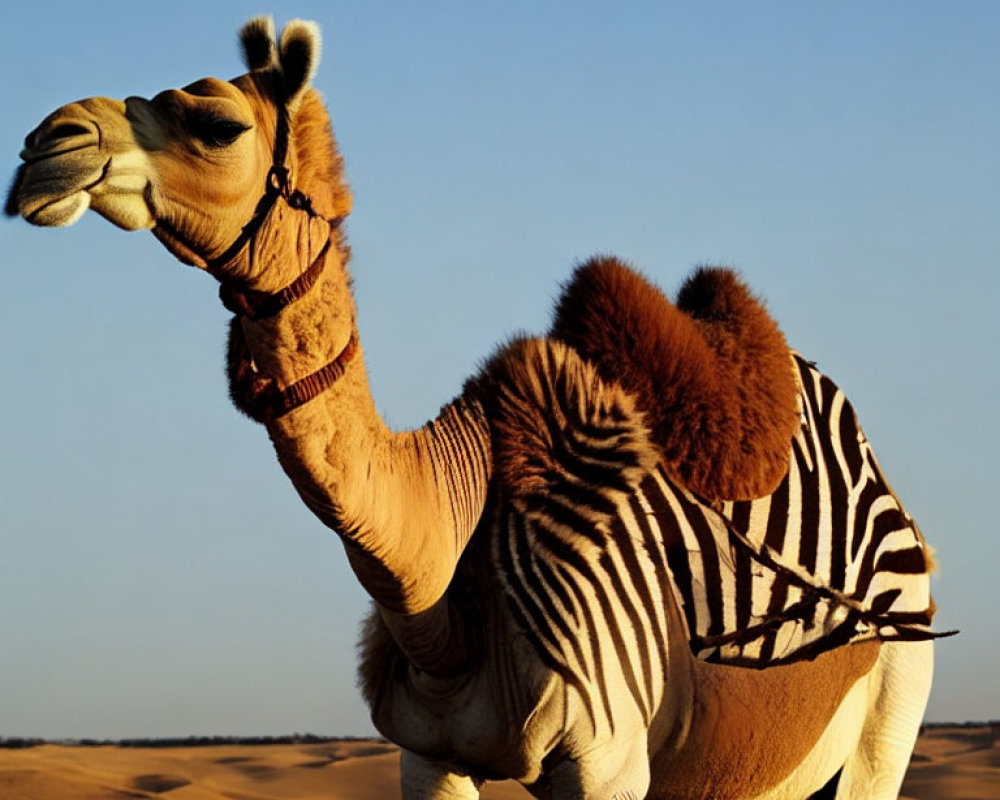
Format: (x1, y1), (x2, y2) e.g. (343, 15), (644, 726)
(238, 330), (359, 422)
(219, 78), (356, 420)
(269, 330), (359, 417)
(218, 235), (333, 320)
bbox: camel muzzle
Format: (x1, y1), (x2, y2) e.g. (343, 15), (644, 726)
(9, 109), (105, 227)
(8, 97), (156, 231)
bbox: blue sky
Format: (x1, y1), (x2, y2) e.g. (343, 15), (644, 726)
(1, 2), (997, 738)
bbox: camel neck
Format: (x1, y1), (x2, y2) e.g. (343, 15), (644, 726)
(238, 240), (355, 387)
(232, 244), (492, 621)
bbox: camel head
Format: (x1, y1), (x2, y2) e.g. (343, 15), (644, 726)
(6, 16), (351, 290)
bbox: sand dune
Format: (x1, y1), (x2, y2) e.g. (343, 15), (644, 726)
(901, 725), (1000, 800)
(0, 740), (530, 800)
(1, 727), (996, 799)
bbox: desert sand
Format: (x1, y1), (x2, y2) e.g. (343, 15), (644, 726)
(0, 726), (996, 799)
(901, 725), (1000, 800)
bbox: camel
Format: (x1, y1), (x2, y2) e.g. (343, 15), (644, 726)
(7, 17), (941, 799)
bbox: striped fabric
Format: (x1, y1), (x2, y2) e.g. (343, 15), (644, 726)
(493, 353), (938, 729)
(681, 355), (936, 665)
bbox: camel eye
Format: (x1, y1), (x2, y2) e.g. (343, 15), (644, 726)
(192, 116), (250, 148)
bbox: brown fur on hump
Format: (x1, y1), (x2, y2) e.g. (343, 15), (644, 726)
(551, 257), (798, 501)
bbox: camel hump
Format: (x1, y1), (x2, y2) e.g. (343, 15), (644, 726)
(551, 257), (799, 501)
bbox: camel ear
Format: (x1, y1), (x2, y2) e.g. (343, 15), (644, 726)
(239, 15), (278, 72)
(278, 19), (321, 108)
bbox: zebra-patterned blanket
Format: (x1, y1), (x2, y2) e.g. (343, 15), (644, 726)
(486, 262), (944, 679)
(658, 355), (942, 666)
(486, 339), (944, 678)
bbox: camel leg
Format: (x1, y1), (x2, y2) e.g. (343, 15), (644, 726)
(400, 750), (482, 800)
(836, 640), (934, 799)
(546, 734), (650, 800)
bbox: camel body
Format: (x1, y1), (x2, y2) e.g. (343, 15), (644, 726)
(7, 17), (938, 799)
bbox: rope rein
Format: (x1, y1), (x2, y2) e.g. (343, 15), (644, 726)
(694, 501), (956, 662)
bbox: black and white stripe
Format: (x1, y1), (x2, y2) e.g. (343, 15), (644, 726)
(492, 353), (938, 729)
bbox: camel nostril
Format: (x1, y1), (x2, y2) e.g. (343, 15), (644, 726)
(21, 118), (99, 161)
(38, 122), (94, 145)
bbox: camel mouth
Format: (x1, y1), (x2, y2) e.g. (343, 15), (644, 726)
(11, 99), (155, 230)
(13, 155), (111, 227)
(12, 147), (156, 231)
(25, 192), (92, 227)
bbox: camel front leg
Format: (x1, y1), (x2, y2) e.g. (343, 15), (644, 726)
(545, 733), (651, 800)
(400, 750), (483, 800)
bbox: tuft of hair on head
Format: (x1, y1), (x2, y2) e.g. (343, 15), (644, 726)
(278, 19), (322, 108)
(240, 15), (278, 72)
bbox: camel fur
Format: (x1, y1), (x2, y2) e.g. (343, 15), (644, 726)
(552, 257), (799, 501)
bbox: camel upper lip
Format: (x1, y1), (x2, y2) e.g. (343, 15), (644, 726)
(20, 156), (112, 223)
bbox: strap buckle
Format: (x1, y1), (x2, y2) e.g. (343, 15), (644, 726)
(266, 165), (292, 198)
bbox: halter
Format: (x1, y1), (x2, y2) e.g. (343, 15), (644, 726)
(216, 89), (357, 422)
(212, 99), (344, 319)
